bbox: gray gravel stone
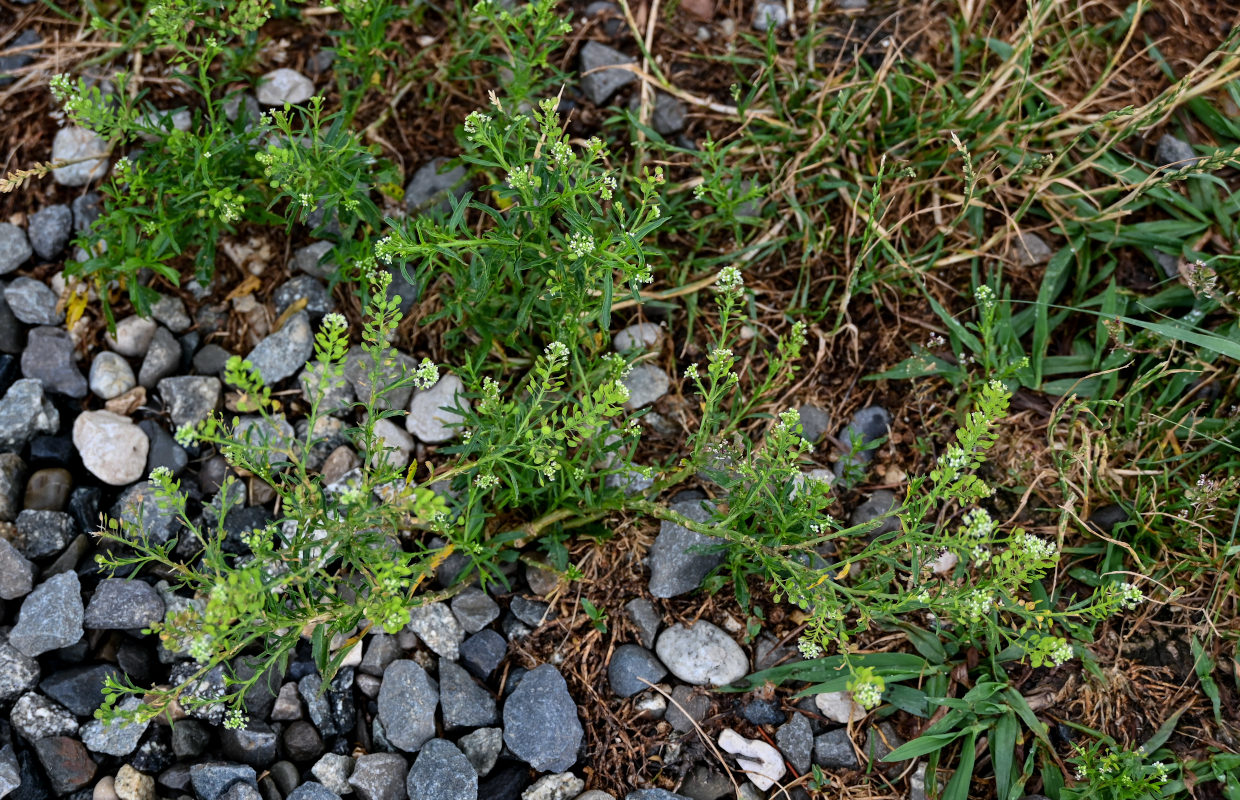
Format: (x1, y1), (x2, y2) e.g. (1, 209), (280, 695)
(1015, 231), (1053, 267)
(299, 361), (355, 416)
(607, 644), (667, 698)
(347, 752), (407, 800)
(834, 405), (891, 481)
(450, 587), (500, 633)
(73, 410), (149, 486)
(297, 669), (354, 739)
(624, 598), (660, 649)
(72, 192), (102, 233)
(108, 316), (158, 357)
(459, 630), (506, 680)
(189, 763), (259, 800)
(0, 638), (39, 702)
(405, 739), (476, 800)
(112, 481), (181, 545)
(0, 744), (18, 798)
(293, 241), (337, 279)
(654, 621), (747, 687)
(150, 294), (191, 332)
(5, 278), (63, 325)
(39, 664), (119, 716)
(457, 727), (501, 778)
(796, 404), (831, 445)
(10, 571), (83, 657)
(14, 508), (74, 559)
(274, 275), (334, 319)
(523, 773), (583, 800)
(0, 453), (24, 522)
(158, 375), (222, 426)
(813, 728), (858, 769)
(647, 499), (721, 598)
(579, 41), (636, 105)
(23, 326), (86, 397)
(752, 0), (787, 30)
(27, 205), (73, 261)
(90, 351), (137, 399)
(405, 158), (468, 217)
(221, 721), (278, 769)
(0, 538), (34, 599)
(407, 602), (465, 660)
(310, 753), (353, 795)
(509, 596), (552, 628)
(776, 713), (813, 774)
(288, 783), (341, 800)
(343, 346), (415, 411)
(51, 125), (109, 186)
(621, 364), (668, 410)
(257, 68), (314, 106)
(245, 311), (313, 385)
(84, 578), (165, 629)
(377, 660), (438, 753)
(0, 378), (58, 452)
(502, 664), (582, 772)
(359, 634), (399, 677)
(624, 791), (690, 800)
(407, 375), (469, 444)
(80, 696), (149, 756)
(10, 691), (78, 742)
(849, 489), (901, 539)
(439, 659), (497, 730)
(1156, 133), (1198, 168)
(139, 326), (181, 388)
(0, 223), (31, 275)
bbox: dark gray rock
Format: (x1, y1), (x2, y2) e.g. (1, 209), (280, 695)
(189, 762), (259, 800)
(347, 752), (407, 800)
(405, 739), (476, 800)
(849, 489), (901, 539)
(377, 660), (438, 752)
(459, 629), (506, 680)
(625, 791), (691, 800)
(158, 375), (222, 426)
(140, 419), (189, 477)
(193, 344), (233, 376)
(151, 294), (191, 332)
(139, 326), (181, 388)
(293, 241), (337, 280)
(834, 405), (891, 479)
(439, 659), (497, 730)
(813, 728), (858, 769)
(407, 602), (466, 660)
(359, 633), (399, 677)
(0, 224), (31, 274)
(0, 29), (40, 87)
(172, 719), (211, 758)
(624, 598), (660, 649)
(5, 278), (62, 325)
(0, 452), (22, 522)
(0, 744), (18, 799)
(112, 481), (181, 545)
(776, 713), (813, 774)
(405, 158), (468, 217)
(502, 664), (582, 772)
(450, 586), (499, 634)
(665, 685), (710, 733)
(32, 736), (96, 794)
(245, 311), (313, 385)
(0, 638), (40, 702)
(621, 364), (668, 410)
(14, 509), (76, 558)
(0, 378), (58, 452)
(796, 404), (831, 445)
(647, 499), (721, 598)
(343, 346), (415, 411)
(84, 578), (164, 629)
(39, 664), (119, 716)
(287, 783), (341, 800)
(0, 296), (23, 354)
(457, 727), (501, 778)
(27, 205), (73, 261)
(282, 720), (324, 762)
(9, 571), (83, 657)
(1156, 133), (1198, 168)
(22, 327), (86, 397)
(864, 721), (904, 765)
(0, 537), (34, 599)
(651, 93), (687, 135)
(220, 721), (278, 768)
(608, 644), (667, 698)
(741, 696), (785, 725)
(509, 596), (552, 629)
(297, 669), (354, 739)
(579, 41), (636, 105)
(71, 192), (102, 233)
(274, 276), (334, 319)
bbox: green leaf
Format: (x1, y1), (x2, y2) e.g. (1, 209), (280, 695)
(992, 710), (1018, 800)
(1119, 315), (1240, 360)
(942, 729), (978, 800)
(1141, 703), (1189, 753)
(885, 728), (974, 761)
(311, 625), (328, 676)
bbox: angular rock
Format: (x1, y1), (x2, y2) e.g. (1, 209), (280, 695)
(14, 508), (75, 558)
(502, 664), (582, 772)
(813, 728), (858, 769)
(84, 578), (164, 630)
(377, 660), (438, 753)
(81, 696), (150, 756)
(665, 685), (710, 732)
(624, 598), (661, 649)
(28, 205), (73, 261)
(245, 312), (313, 385)
(158, 375), (222, 426)
(407, 374), (469, 444)
(1156, 133), (1197, 168)
(407, 602), (465, 660)
(108, 317), (159, 357)
(33, 736), (96, 794)
(112, 481), (181, 545)
(0, 378), (58, 452)
(405, 739), (476, 800)
(10, 571), (83, 657)
(607, 645), (667, 698)
(288, 784), (340, 800)
(647, 499), (721, 598)
(74, 410), (149, 486)
(0, 538), (34, 599)
(579, 41), (636, 105)
(293, 241), (337, 280)
(51, 125), (110, 186)
(776, 713), (813, 774)
(0, 745), (18, 799)
(310, 754), (354, 796)
(450, 587), (500, 634)
(458, 727), (502, 778)
(151, 294), (191, 332)
(257, 68), (315, 106)
(654, 622), (747, 687)
(796, 404), (831, 445)
(40, 664), (119, 716)
(848, 490), (900, 539)
(405, 158), (468, 217)
(10, 691), (78, 742)
(6, 278), (63, 325)
(621, 364), (668, 410)
(439, 659), (497, 730)
(221, 721), (278, 769)
(347, 752), (408, 800)
(189, 763), (259, 800)
(459, 630), (506, 680)
(274, 275), (334, 319)
(0, 223), (31, 274)
(22, 326), (86, 396)
(814, 690), (865, 724)
(139, 326), (180, 388)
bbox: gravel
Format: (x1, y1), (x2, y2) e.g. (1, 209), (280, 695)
(39, 664), (119, 716)
(10, 691), (78, 742)
(624, 598), (661, 649)
(0, 745), (18, 798)
(5, 278), (63, 325)
(439, 658), (498, 730)
(150, 294), (191, 332)
(607, 644), (667, 698)
(654, 621), (748, 687)
(80, 696), (150, 756)
(22, 326), (87, 396)
(83, 578), (165, 629)
(257, 68), (315, 105)
(405, 158), (468, 217)
(407, 601), (466, 660)
(813, 728), (858, 769)
(621, 364), (669, 410)
(796, 404), (831, 445)
(297, 670), (354, 739)
(221, 722), (278, 769)
(0, 638), (40, 702)
(405, 739), (476, 800)
(274, 275), (334, 319)
(459, 630), (507, 680)
(158, 376), (222, 426)
(73, 410), (150, 486)
(33, 736), (96, 794)
(245, 311), (314, 385)
(776, 713), (813, 774)
(14, 508), (75, 559)
(612, 323), (663, 352)
(406, 374), (469, 444)
(310, 753), (354, 795)
(0, 453), (22, 521)
(72, 192), (102, 233)
(834, 404), (891, 481)
(579, 41), (636, 105)
(647, 498), (721, 598)
(502, 664), (582, 773)
(293, 241), (337, 279)
(0, 538), (34, 599)
(139, 326), (181, 388)
(90, 351), (137, 399)
(112, 481), (181, 545)
(1156, 133), (1197, 168)
(0, 223), (31, 274)
(27, 205), (73, 261)
(377, 660), (438, 753)
(814, 690), (865, 723)
(522, 773), (584, 800)
(109, 316), (159, 357)
(665, 685), (710, 732)
(450, 586), (500, 633)
(51, 125), (110, 186)
(457, 727), (502, 778)
(189, 763), (259, 800)
(347, 753), (408, 800)
(752, 0), (788, 30)
(9, 571), (83, 657)
(848, 489), (901, 539)
(0, 378), (59, 451)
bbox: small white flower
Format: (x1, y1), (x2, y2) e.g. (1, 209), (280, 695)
(566, 231), (594, 260)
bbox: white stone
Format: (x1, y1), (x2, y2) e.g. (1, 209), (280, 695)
(51, 126), (110, 186)
(718, 728), (786, 791)
(372, 418), (413, 468)
(814, 690), (865, 723)
(89, 352), (136, 400)
(106, 316), (159, 357)
(521, 772), (584, 800)
(257, 68), (315, 106)
(654, 621), (748, 687)
(406, 374), (469, 444)
(932, 550), (959, 575)
(612, 322), (663, 352)
(621, 363), (669, 410)
(73, 411), (149, 486)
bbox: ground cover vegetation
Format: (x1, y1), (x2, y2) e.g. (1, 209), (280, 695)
(2, 0), (1239, 797)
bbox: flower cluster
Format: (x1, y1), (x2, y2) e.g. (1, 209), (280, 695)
(716, 265), (744, 296)
(566, 231), (594, 260)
